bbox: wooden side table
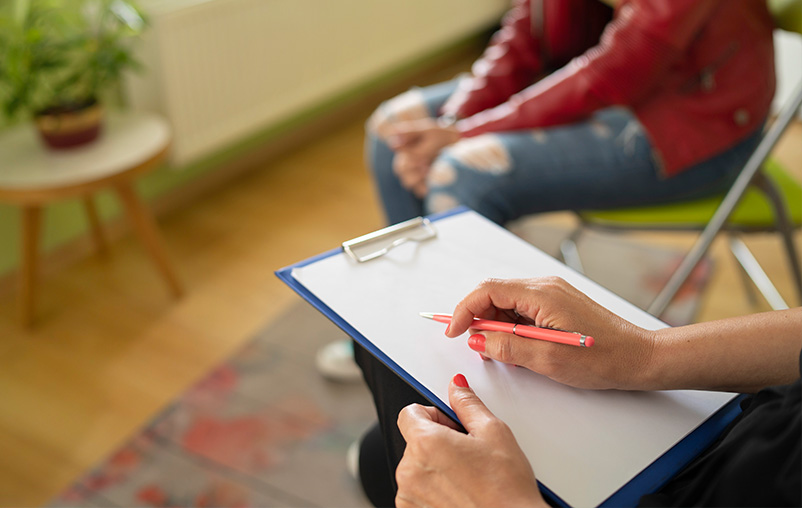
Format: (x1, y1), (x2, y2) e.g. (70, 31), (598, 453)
(0, 111), (183, 327)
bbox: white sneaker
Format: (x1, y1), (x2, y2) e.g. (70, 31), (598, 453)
(346, 438), (360, 480)
(315, 339), (363, 382)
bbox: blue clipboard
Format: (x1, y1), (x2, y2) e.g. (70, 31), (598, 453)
(275, 207), (744, 507)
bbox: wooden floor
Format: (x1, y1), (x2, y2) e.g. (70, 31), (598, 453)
(0, 56), (800, 505)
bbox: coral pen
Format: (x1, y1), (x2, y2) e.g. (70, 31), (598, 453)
(420, 312), (594, 348)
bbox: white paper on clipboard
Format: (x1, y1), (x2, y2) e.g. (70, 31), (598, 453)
(287, 210), (735, 508)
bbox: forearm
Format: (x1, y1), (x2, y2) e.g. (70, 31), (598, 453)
(456, 0), (723, 137)
(441, 0), (542, 121)
(644, 308), (802, 393)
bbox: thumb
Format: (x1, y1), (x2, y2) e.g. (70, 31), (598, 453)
(448, 374), (497, 434)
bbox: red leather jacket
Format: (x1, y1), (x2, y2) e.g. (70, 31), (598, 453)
(443, 0), (776, 177)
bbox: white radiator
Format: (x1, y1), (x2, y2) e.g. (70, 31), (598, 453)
(125, 0), (507, 166)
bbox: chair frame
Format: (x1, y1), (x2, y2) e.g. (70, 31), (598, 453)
(562, 80), (802, 318)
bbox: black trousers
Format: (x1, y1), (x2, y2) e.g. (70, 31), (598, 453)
(354, 341), (560, 508)
(353, 340), (436, 504)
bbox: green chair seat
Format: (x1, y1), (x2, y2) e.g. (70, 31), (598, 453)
(579, 159), (802, 230)
(769, 0), (802, 34)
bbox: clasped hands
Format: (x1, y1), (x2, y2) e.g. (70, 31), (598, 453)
(395, 277), (657, 508)
(388, 118), (461, 198)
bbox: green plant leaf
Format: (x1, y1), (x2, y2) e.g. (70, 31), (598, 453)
(0, 0), (148, 120)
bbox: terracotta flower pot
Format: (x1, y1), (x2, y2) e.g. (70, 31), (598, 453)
(34, 99), (103, 150)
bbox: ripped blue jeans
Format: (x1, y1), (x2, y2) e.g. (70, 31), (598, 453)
(366, 79), (763, 225)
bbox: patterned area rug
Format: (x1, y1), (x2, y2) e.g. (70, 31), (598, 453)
(51, 304), (376, 508)
(50, 226), (710, 508)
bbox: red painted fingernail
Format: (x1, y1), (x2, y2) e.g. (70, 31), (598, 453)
(453, 373), (469, 388)
(468, 334), (486, 353)
(445, 323), (451, 336)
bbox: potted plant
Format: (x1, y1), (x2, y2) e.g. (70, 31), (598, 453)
(0, 0), (147, 149)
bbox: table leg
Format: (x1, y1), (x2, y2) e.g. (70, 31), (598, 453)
(83, 196), (108, 255)
(20, 205), (42, 327)
(114, 182), (184, 298)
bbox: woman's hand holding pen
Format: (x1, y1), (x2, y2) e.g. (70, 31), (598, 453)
(446, 277), (657, 390)
(396, 374), (546, 508)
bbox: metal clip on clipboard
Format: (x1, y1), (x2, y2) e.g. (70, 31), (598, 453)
(342, 216), (437, 263)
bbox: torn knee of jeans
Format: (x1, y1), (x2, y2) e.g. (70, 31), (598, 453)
(616, 119), (643, 156)
(590, 120), (613, 139)
(425, 192), (460, 215)
(447, 135), (511, 175)
(531, 129), (548, 143)
(427, 159), (458, 187)
(366, 88), (429, 141)
(365, 108), (392, 140)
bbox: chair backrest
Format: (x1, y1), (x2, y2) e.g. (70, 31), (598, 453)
(769, 0), (802, 34)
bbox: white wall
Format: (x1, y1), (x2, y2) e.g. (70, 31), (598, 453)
(125, 0), (508, 166)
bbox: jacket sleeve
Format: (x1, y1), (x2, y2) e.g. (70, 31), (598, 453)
(439, 0), (544, 120)
(455, 0), (723, 137)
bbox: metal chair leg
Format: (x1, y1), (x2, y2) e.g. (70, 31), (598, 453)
(728, 233), (762, 308)
(728, 236), (789, 310)
(560, 225), (586, 274)
(752, 170), (802, 304)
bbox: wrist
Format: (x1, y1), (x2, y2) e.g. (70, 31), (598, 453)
(634, 327), (669, 390)
(437, 114), (462, 146)
(438, 113), (463, 136)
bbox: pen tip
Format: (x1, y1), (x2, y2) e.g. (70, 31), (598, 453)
(419, 312), (435, 319)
